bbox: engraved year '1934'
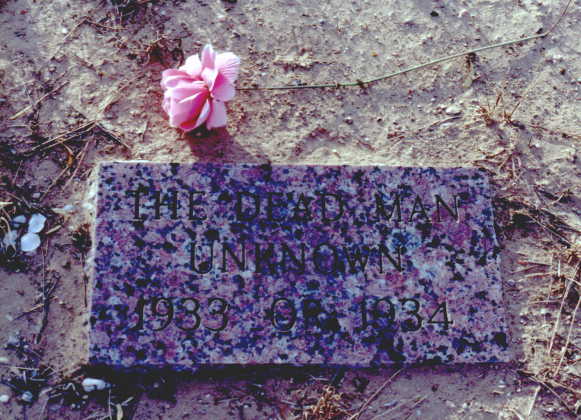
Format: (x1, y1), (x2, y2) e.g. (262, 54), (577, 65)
(127, 295), (453, 334)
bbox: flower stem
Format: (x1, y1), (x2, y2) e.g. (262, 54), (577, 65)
(237, 0), (572, 91)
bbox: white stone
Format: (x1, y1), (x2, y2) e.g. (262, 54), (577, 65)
(82, 201), (95, 212)
(2, 230), (18, 248)
(20, 233), (41, 252)
(0, 394), (9, 403)
(27, 214), (46, 234)
(20, 391), (33, 403)
(82, 378), (110, 392)
(445, 105), (462, 115)
(52, 204), (75, 215)
(12, 215), (27, 226)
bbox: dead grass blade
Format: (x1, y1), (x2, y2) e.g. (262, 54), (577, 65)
(9, 81), (69, 120)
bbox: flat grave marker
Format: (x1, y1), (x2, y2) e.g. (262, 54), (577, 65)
(90, 163), (510, 367)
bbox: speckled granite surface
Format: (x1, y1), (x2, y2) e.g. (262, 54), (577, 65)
(90, 163), (510, 367)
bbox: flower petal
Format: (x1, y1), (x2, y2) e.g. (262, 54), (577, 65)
(178, 119), (199, 132)
(162, 96), (171, 114)
(169, 91), (208, 128)
(201, 44), (216, 69)
(180, 100), (211, 131)
(215, 52), (240, 84)
(211, 72), (235, 101)
(161, 69), (190, 90)
(201, 67), (217, 87)
(169, 80), (207, 101)
(193, 100), (211, 129)
(169, 98), (196, 127)
(179, 54), (203, 78)
(206, 100), (227, 129)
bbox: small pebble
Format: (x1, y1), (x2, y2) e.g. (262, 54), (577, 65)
(7, 334), (19, 346)
(445, 105), (462, 115)
(28, 213), (46, 234)
(20, 233), (41, 252)
(82, 378), (110, 392)
(344, 117), (353, 125)
(61, 27), (68, 34)
(12, 215), (27, 226)
(0, 356), (9, 363)
(20, 391), (33, 403)
(0, 394), (9, 403)
(82, 201), (94, 212)
(60, 204), (75, 212)
(2, 231), (18, 248)
(52, 203), (74, 216)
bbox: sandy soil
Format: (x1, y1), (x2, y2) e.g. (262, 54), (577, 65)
(0, 0), (579, 419)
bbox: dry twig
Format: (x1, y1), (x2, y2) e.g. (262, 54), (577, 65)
(9, 82), (69, 120)
(348, 369), (403, 420)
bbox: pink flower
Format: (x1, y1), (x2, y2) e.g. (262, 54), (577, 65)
(161, 44), (240, 131)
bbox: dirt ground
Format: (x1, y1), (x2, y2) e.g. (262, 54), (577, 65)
(0, 0), (580, 419)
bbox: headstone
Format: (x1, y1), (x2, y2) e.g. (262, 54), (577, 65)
(90, 163), (510, 367)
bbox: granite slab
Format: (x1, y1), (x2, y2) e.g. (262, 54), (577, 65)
(90, 163), (510, 367)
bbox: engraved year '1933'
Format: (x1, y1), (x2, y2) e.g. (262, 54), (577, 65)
(127, 295), (453, 334)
